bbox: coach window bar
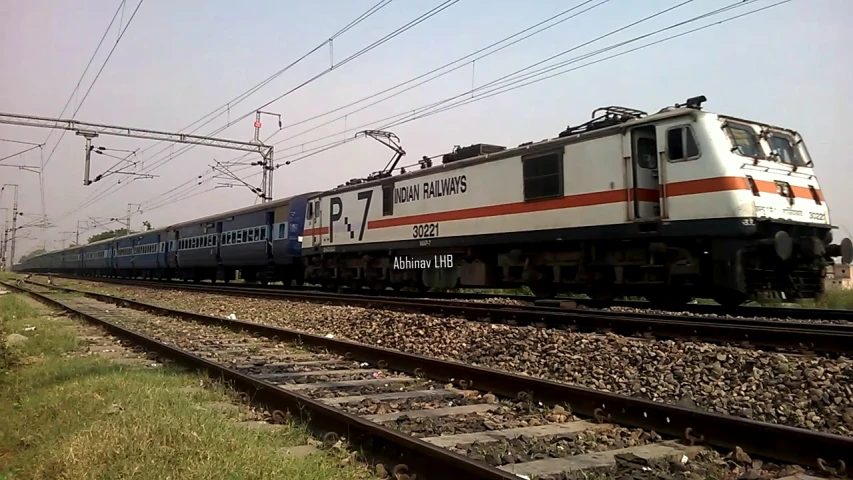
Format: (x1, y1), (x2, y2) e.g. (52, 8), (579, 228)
(522, 150), (564, 202)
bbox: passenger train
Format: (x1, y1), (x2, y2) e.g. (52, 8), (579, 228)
(14, 96), (853, 307)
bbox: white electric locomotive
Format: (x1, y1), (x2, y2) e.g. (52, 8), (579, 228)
(301, 96), (852, 306)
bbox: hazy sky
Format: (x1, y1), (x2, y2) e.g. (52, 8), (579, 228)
(1, 0), (851, 261)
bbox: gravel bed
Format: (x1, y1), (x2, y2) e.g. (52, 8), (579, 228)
(605, 305), (853, 326)
(460, 425), (654, 467)
(300, 380), (442, 399)
(55, 279), (853, 437)
(385, 402), (574, 437)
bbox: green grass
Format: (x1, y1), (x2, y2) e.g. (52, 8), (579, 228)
(0, 294), (370, 480)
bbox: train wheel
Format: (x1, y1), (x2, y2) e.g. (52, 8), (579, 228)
(712, 290), (748, 308)
(529, 284), (557, 299)
(644, 292), (694, 308)
(589, 290), (616, 303)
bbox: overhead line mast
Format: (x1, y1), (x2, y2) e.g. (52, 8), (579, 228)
(0, 112), (276, 202)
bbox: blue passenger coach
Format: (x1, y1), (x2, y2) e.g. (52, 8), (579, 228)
(13, 192), (317, 283)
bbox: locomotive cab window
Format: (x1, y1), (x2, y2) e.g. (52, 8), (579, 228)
(767, 132), (806, 167)
(278, 223), (287, 239)
(522, 152), (564, 202)
(725, 123), (764, 159)
(666, 125), (700, 162)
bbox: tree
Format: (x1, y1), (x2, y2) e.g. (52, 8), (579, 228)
(87, 228), (132, 244)
(19, 248), (47, 262)
(86, 221), (153, 243)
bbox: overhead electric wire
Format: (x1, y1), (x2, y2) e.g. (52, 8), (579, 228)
(42, 0), (145, 170)
(236, 0), (696, 164)
(51, 0), (413, 220)
(114, 0), (735, 209)
(133, 0), (396, 162)
(0, 145), (42, 163)
(39, 1), (126, 153)
(53, 0), (456, 222)
(124, 0), (459, 179)
(228, 0), (612, 163)
(272, 0), (787, 167)
(380, 0), (768, 127)
(125, 0), (615, 211)
(0, 138), (44, 147)
(56, 0), (794, 229)
(267, 0), (706, 161)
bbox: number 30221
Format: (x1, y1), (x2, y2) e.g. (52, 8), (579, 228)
(412, 223), (439, 238)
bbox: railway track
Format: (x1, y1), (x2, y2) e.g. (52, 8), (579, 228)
(3, 279), (850, 479)
(46, 272), (853, 323)
(45, 275), (853, 355)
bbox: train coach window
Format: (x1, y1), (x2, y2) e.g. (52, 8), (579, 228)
(725, 123), (764, 159)
(522, 152), (564, 201)
(278, 223), (287, 240)
(666, 126), (700, 162)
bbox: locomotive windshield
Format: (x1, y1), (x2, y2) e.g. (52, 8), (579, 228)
(766, 131), (808, 167)
(725, 121), (813, 167)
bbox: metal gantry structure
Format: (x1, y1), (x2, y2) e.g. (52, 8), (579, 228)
(0, 111), (276, 202)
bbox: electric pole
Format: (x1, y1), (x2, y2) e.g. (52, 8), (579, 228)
(75, 220), (88, 245)
(2, 184), (19, 266)
(125, 203), (140, 232)
(58, 231), (75, 249)
(253, 110), (281, 202)
(0, 208), (8, 270)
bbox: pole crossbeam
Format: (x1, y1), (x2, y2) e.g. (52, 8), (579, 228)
(0, 112), (267, 152)
(0, 111), (275, 202)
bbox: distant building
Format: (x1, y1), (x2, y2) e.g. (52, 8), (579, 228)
(825, 263), (853, 290)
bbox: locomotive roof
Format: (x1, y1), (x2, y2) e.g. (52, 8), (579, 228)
(312, 105), (715, 198)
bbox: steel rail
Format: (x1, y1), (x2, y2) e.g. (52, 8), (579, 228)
(44, 272), (853, 322)
(44, 275), (853, 354)
(9, 279), (853, 471)
(1, 280), (521, 480)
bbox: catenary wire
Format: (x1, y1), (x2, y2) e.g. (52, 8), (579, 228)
(48, 0), (790, 232)
(115, 0), (739, 213)
(274, 0), (783, 168)
(42, 0), (145, 170)
(52, 0), (457, 222)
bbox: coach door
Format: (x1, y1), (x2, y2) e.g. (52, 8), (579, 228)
(629, 126), (661, 220)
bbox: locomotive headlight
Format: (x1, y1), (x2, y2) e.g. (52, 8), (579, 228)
(297, 236), (303, 242)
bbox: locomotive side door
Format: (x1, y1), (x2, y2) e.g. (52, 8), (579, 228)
(309, 198), (322, 248)
(629, 126), (661, 220)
